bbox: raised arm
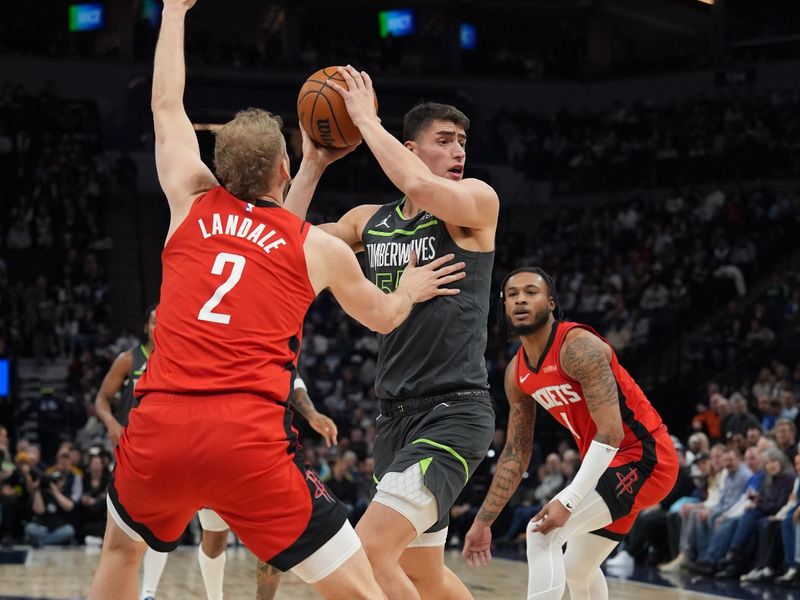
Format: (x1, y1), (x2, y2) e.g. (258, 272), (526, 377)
(532, 328), (623, 534)
(303, 226), (464, 334)
(463, 360), (535, 567)
(94, 351), (133, 447)
(284, 128), (377, 251)
(330, 66), (499, 231)
(152, 0), (217, 239)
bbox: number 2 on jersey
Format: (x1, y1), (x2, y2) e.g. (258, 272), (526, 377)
(197, 253), (246, 325)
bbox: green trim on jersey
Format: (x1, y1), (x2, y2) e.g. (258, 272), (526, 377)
(366, 219), (439, 238)
(140, 344), (150, 359)
(412, 438), (469, 483)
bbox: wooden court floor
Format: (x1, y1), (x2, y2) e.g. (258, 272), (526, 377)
(0, 546), (725, 599)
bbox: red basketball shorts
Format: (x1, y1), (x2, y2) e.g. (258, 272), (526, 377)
(108, 392), (347, 569)
(592, 425), (679, 540)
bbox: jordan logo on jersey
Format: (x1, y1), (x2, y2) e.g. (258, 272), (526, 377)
(531, 383), (582, 410)
(615, 467), (639, 497)
(375, 216), (391, 229)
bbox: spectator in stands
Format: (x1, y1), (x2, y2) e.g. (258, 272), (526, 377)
(775, 418), (798, 462)
(77, 451), (109, 544)
(714, 448), (794, 578)
(693, 395), (726, 443)
(24, 466), (76, 548)
(723, 394), (761, 439)
(686, 432), (710, 465)
(758, 394), (782, 433)
(322, 457), (357, 522)
(0, 451), (37, 544)
(781, 387), (799, 421)
(686, 445), (767, 575)
(659, 445), (725, 572)
(753, 368), (778, 400)
(740, 452), (800, 582)
(45, 448), (82, 503)
(681, 447), (751, 570)
(0, 426), (12, 483)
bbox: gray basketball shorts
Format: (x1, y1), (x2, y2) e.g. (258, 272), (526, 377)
(372, 390), (495, 533)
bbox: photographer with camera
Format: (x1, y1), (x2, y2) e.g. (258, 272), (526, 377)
(24, 450), (77, 548)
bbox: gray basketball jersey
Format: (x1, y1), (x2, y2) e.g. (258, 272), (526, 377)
(361, 199), (494, 399)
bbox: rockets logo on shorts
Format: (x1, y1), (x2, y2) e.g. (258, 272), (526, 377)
(306, 469), (334, 503)
(615, 467), (639, 497)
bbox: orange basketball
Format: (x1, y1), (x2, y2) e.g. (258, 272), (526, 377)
(297, 66), (378, 148)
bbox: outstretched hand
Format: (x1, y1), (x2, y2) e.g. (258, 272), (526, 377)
(328, 66), (379, 129)
(463, 521), (493, 567)
(299, 125), (360, 168)
(397, 252), (465, 304)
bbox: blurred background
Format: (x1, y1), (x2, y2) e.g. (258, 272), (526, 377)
(1, 0), (800, 593)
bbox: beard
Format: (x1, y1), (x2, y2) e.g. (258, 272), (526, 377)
(506, 307), (552, 336)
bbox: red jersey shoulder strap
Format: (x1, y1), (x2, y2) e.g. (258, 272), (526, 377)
(554, 321), (618, 381)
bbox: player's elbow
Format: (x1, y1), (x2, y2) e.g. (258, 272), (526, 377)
(599, 426), (624, 448)
(404, 173), (439, 203)
(375, 313), (403, 335)
(151, 94), (182, 119)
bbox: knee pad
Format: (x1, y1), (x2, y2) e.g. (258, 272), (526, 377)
(374, 464), (439, 536)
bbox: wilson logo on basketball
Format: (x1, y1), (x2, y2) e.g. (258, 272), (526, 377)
(615, 467), (639, 497)
(316, 119), (335, 146)
(306, 469), (335, 503)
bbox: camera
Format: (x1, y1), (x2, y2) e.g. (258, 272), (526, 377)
(40, 471), (63, 487)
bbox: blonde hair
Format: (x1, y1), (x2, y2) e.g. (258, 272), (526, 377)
(214, 108), (286, 201)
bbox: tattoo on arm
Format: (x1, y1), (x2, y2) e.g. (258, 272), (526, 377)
(560, 332), (620, 445)
(477, 365), (535, 524)
(289, 389), (315, 420)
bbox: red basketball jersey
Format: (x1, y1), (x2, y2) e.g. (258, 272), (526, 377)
(136, 186), (315, 401)
(514, 321), (665, 463)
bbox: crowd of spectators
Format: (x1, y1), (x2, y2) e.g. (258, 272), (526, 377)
(599, 353), (800, 589)
(0, 84), (798, 600)
(687, 269), (800, 375)
(0, 82), (113, 362)
(492, 88), (800, 193)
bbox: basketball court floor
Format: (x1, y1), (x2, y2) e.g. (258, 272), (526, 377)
(0, 545), (778, 599)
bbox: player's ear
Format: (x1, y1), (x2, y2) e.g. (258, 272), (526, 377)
(279, 157), (291, 182)
(404, 140), (416, 153)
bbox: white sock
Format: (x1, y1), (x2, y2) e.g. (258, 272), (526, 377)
(141, 548), (169, 599)
(198, 545), (226, 600)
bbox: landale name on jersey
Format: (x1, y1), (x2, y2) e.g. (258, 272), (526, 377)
(366, 236), (436, 268)
(197, 213), (287, 254)
(531, 383), (582, 410)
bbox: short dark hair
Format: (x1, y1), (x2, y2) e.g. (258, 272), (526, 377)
(402, 102), (470, 142)
(143, 303), (158, 329)
(496, 267), (563, 333)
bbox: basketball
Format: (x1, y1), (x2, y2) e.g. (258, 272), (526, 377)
(297, 66), (378, 148)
